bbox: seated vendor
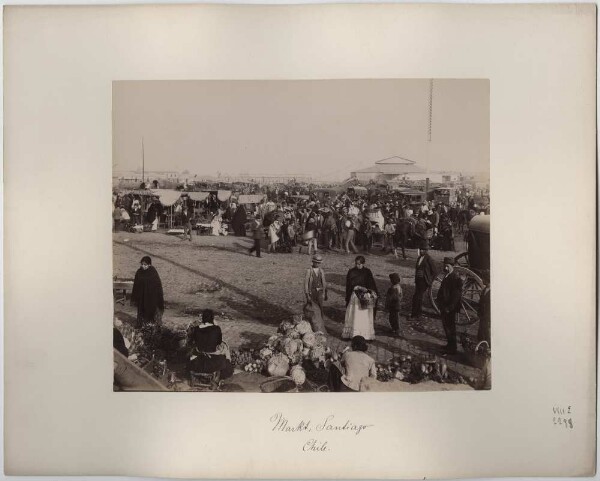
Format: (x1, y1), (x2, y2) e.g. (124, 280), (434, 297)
(327, 335), (377, 392)
(186, 309), (233, 379)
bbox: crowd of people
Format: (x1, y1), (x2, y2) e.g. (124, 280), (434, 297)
(114, 182), (491, 391)
(240, 191), (488, 260)
(118, 243), (491, 390)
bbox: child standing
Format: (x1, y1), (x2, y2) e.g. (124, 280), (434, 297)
(385, 273), (403, 337)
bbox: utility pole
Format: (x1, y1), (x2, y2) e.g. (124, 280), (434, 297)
(142, 137), (145, 187)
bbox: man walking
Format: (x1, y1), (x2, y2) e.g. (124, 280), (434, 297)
(249, 215), (264, 258)
(436, 257), (463, 354)
(410, 242), (437, 320)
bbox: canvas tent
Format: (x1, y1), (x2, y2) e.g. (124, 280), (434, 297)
(238, 194), (266, 205)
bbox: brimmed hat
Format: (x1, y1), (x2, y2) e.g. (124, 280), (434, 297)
(312, 254), (323, 263)
(443, 257), (455, 265)
(420, 241), (430, 250)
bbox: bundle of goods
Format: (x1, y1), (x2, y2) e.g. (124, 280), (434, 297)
(231, 315), (331, 389)
(374, 355), (468, 385)
(354, 286), (377, 309)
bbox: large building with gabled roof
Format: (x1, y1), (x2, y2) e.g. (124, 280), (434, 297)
(350, 156), (425, 182)
(350, 156), (463, 184)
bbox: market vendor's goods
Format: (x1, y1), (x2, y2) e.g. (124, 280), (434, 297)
(314, 331), (327, 347)
(309, 345), (326, 363)
(267, 353), (290, 377)
(267, 334), (284, 349)
(283, 338), (303, 357)
(302, 332), (317, 348)
(286, 328), (301, 340)
(354, 287), (377, 309)
(290, 365), (306, 387)
(259, 347), (274, 360)
(296, 320), (312, 336)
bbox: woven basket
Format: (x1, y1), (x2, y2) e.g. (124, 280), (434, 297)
(260, 376), (299, 393)
(358, 297), (377, 309)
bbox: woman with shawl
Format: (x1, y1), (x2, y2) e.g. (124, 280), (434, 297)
(232, 204), (248, 236)
(342, 256), (378, 340)
(131, 256), (164, 327)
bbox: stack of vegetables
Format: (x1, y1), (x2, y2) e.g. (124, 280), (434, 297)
(375, 355), (468, 385)
(233, 315), (330, 387)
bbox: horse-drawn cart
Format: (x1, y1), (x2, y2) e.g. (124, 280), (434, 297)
(429, 215), (489, 325)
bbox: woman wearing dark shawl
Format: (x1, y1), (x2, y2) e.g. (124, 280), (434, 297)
(345, 256), (378, 305)
(342, 256), (379, 340)
(131, 256), (164, 327)
(232, 204), (248, 236)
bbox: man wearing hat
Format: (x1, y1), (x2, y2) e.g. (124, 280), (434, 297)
(410, 241), (437, 320)
(436, 257), (464, 354)
(304, 254), (328, 333)
(248, 214), (264, 258)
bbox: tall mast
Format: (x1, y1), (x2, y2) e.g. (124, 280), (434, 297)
(142, 137), (145, 186)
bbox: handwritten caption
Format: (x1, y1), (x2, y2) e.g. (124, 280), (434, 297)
(269, 412), (374, 452)
(553, 405), (574, 429)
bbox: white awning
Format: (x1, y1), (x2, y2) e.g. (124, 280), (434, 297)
(187, 192), (210, 202)
(150, 189), (182, 206)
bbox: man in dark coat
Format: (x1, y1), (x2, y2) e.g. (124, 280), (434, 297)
(345, 255), (379, 306)
(410, 242), (437, 320)
(248, 215), (264, 258)
(436, 257), (463, 354)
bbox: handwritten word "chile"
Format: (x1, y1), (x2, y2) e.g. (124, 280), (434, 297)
(303, 439), (329, 452)
(270, 412), (373, 436)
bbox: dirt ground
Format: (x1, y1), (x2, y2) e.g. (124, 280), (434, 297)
(113, 230), (481, 362)
(113, 230), (466, 327)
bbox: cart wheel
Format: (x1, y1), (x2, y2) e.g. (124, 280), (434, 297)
(429, 266), (483, 326)
(454, 252), (469, 268)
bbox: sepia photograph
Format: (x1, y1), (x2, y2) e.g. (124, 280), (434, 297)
(112, 79), (490, 393)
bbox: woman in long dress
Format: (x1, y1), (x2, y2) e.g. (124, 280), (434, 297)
(304, 254), (328, 334)
(232, 204), (247, 236)
(268, 220), (281, 253)
(342, 256), (378, 340)
(210, 211), (222, 236)
(131, 256), (164, 328)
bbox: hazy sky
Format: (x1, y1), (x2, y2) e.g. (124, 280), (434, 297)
(113, 79), (489, 180)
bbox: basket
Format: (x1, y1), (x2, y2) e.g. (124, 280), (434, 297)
(260, 376), (299, 393)
(358, 296), (377, 309)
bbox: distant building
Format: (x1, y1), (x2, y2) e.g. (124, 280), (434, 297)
(351, 156), (425, 182)
(350, 156), (466, 185)
(113, 170), (181, 183)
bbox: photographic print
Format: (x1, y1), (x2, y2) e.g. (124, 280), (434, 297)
(112, 79), (490, 393)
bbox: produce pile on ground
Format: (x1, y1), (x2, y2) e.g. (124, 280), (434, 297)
(231, 315), (331, 388)
(374, 355), (469, 385)
(115, 319), (187, 386)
